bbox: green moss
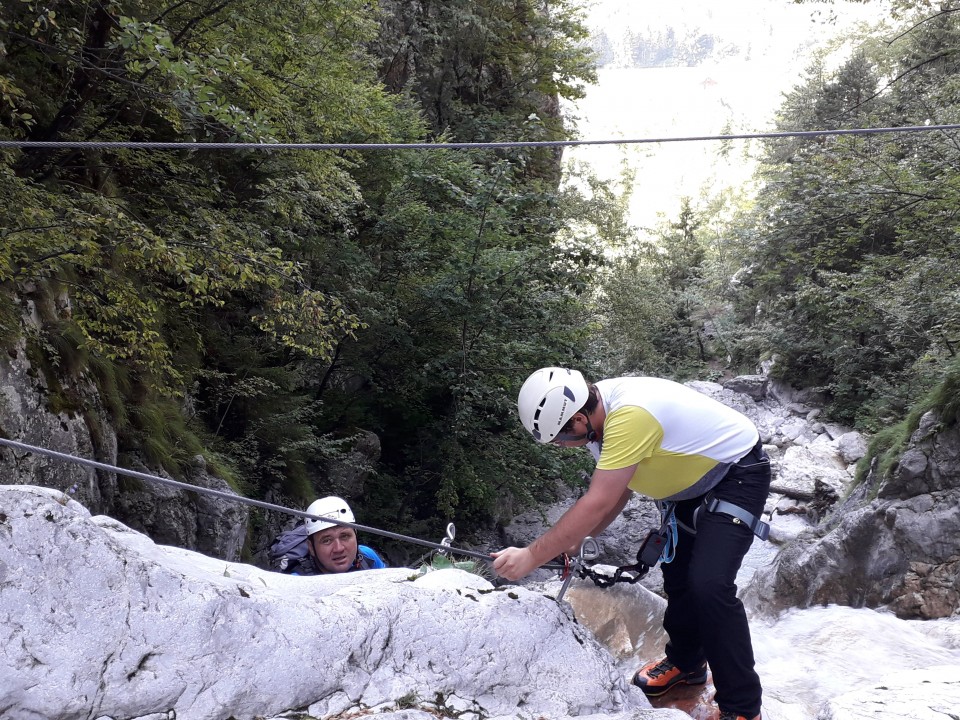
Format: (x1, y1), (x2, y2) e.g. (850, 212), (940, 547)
(88, 354), (131, 430)
(130, 399), (206, 476)
(280, 469), (315, 508)
(854, 356), (960, 500)
(926, 357), (960, 427)
(117, 472), (147, 494)
(23, 333), (72, 413)
(46, 320), (90, 380)
(0, 294), (21, 352)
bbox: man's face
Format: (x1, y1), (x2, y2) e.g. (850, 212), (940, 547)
(550, 413), (591, 447)
(309, 526), (358, 573)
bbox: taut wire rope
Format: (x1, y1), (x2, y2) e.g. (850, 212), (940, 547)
(3, 123), (960, 151)
(0, 437), (564, 570)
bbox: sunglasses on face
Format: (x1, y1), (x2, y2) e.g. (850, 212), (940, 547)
(550, 431), (587, 445)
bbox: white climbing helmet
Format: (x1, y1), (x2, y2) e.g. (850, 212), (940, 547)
(304, 496), (355, 535)
(517, 367), (589, 443)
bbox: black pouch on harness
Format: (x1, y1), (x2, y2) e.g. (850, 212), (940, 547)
(637, 526), (670, 567)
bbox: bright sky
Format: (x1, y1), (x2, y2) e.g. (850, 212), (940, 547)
(564, 0), (888, 230)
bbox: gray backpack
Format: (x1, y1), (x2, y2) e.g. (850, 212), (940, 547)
(268, 523), (310, 573)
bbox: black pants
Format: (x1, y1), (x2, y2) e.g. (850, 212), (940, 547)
(660, 441), (771, 717)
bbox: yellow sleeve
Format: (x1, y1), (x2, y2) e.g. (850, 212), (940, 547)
(596, 406), (663, 470)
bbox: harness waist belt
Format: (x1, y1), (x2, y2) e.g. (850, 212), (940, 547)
(706, 497), (771, 541)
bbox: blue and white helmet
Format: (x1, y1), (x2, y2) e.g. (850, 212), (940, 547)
(517, 367), (589, 443)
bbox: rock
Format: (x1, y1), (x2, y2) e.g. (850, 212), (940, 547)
(0, 344), (247, 561)
(563, 573), (668, 661)
(0, 484), (666, 720)
(774, 445), (851, 501)
(108, 454), (248, 561)
(722, 375), (768, 401)
(0, 337), (116, 512)
(835, 431), (868, 464)
(889, 559), (960, 620)
(880, 411), (960, 498)
(319, 429), (381, 498)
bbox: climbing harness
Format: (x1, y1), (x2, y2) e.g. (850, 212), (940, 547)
(575, 493), (770, 589)
(575, 504), (679, 589)
(0, 437), (565, 571)
(693, 494), (771, 541)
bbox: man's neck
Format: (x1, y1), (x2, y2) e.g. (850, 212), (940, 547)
(588, 398), (606, 442)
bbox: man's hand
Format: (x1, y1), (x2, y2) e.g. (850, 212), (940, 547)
(490, 546), (538, 581)
(491, 469), (636, 582)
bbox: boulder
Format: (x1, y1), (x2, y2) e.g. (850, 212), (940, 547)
(747, 410), (960, 619)
(722, 375), (768, 401)
(0, 484), (674, 720)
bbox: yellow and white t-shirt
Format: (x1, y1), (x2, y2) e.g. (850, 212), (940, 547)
(588, 377), (759, 501)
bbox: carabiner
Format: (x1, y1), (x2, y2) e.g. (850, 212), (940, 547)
(439, 522), (455, 556)
(556, 536), (601, 603)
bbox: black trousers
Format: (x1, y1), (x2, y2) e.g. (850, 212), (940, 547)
(660, 441), (771, 717)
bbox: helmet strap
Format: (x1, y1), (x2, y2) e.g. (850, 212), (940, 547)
(553, 414), (601, 445)
(586, 416), (600, 444)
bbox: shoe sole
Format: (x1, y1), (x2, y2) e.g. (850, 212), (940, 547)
(634, 672), (708, 697)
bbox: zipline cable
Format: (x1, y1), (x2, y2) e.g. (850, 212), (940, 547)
(3, 123), (960, 151)
(0, 437), (563, 570)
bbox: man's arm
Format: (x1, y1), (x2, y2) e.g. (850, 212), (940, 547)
(584, 486), (633, 541)
(557, 486), (631, 555)
(491, 464), (636, 580)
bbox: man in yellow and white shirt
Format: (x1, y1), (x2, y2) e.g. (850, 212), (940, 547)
(493, 368), (771, 720)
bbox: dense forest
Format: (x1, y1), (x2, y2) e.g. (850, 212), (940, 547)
(1, 0), (958, 554)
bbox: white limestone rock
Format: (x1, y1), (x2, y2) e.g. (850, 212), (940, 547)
(0, 485), (666, 720)
(775, 444), (852, 498)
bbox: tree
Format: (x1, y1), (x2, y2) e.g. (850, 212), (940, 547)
(729, 5), (960, 427)
(1, 0), (622, 549)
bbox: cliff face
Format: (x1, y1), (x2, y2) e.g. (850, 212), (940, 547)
(0, 337), (117, 513)
(0, 339), (248, 562)
(748, 409), (960, 620)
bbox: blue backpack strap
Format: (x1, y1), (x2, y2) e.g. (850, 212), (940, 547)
(357, 545), (387, 569)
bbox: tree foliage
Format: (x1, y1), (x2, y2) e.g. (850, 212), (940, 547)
(728, 6), (960, 428)
(0, 0), (609, 549)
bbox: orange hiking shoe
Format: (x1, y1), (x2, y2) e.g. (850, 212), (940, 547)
(632, 656), (708, 697)
(718, 713), (761, 720)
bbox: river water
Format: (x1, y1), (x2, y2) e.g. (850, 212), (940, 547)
(750, 604), (960, 719)
(582, 515), (960, 719)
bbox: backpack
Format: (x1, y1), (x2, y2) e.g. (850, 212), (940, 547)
(268, 523), (310, 573)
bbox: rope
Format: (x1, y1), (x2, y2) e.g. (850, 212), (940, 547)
(0, 436), (564, 570)
(659, 503), (678, 565)
(3, 123), (960, 152)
